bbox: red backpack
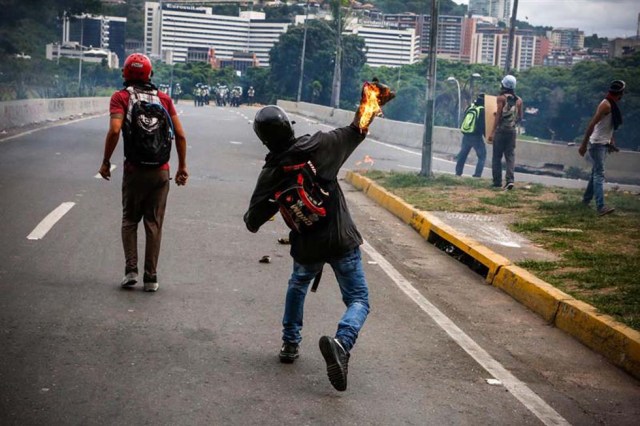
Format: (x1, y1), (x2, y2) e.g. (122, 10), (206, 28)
(275, 160), (329, 234)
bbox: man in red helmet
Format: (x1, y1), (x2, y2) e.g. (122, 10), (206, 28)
(98, 53), (189, 292)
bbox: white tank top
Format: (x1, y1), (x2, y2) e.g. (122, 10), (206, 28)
(589, 110), (613, 145)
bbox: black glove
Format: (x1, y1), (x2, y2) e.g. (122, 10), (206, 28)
(352, 78), (396, 133)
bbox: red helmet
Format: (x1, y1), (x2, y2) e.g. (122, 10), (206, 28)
(122, 53), (153, 82)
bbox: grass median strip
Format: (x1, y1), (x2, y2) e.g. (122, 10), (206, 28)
(361, 170), (640, 331)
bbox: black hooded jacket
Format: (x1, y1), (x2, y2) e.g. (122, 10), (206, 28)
(244, 124), (366, 264)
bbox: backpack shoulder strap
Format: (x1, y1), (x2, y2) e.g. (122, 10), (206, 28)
(125, 86), (139, 122)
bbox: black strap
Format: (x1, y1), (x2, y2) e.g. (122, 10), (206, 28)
(311, 268), (323, 293)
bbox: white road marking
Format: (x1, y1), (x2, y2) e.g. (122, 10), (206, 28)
(361, 239), (570, 426)
(229, 141), (243, 145)
(369, 139), (421, 155)
(27, 202), (76, 240)
(398, 164), (421, 170)
(94, 164), (116, 179)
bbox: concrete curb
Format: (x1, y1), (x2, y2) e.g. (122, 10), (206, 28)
(346, 171), (640, 380)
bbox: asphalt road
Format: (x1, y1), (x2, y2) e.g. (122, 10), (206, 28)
(0, 104), (638, 425)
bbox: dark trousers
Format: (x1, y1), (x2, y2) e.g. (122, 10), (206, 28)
(121, 168), (170, 281)
(492, 130), (516, 186)
(455, 134), (486, 177)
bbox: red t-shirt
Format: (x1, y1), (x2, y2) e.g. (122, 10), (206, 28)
(110, 87), (177, 171)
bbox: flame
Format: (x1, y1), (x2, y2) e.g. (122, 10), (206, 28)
(363, 155), (374, 165)
(355, 154), (375, 167)
(358, 82), (383, 130)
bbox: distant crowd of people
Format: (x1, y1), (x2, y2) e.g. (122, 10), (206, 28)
(157, 82), (256, 108)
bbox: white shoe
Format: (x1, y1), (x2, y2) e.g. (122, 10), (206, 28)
(144, 281), (159, 292)
(120, 272), (138, 288)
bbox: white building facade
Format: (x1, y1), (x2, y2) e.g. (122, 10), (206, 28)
(468, 0), (511, 21)
(470, 29), (540, 71)
(347, 26), (419, 67)
(144, 2), (290, 66)
(547, 28), (585, 51)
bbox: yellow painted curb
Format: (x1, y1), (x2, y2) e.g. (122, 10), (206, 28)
(345, 170), (640, 381)
(493, 265), (572, 323)
(555, 299), (640, 380)
(346, 171), (510, 282)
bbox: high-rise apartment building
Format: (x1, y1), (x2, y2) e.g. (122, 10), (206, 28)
(421, 15), (466, 60)
(380, 14), (466, 60)
(547, 28), (585, 51)
(64, 14), (127, 64)
(468, 0), (511, 21)
(144, 2), (290, 67)
(347, 25), (419, 67)
(470, 27), (546, 71)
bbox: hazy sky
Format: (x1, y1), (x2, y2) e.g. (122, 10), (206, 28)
(455, 0), (639, 38)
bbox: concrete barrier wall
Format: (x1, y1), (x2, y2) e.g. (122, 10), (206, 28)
(279, 100), (640, 184)
(0, 97), (109, 130)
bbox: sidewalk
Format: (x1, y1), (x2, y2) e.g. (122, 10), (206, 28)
(346, 171), (640, 381)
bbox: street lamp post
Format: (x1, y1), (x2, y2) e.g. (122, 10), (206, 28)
(78, 15), (84, 97)
(469, 72), (481, 100)
(397, 34), (402, 90)
(297, 0), (310, 103)
(447, 76), (461, 127)
(420, 0), (440, 177)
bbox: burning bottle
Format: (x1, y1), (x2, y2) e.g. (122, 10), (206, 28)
(353, 77), (396, 133)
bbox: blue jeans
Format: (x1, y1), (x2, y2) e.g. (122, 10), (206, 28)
(282, 247), (370, 352)
(583, 144), (608, 211)
(455, 134), (486, 177)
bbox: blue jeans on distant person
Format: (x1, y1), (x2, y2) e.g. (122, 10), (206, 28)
(583, 143), (608, 211)
(455, 134), (486, 177)
(282, 247), (370, 353)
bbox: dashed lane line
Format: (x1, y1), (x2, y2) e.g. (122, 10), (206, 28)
(361, 239), (570, 426)
(27, 202), (76, 240)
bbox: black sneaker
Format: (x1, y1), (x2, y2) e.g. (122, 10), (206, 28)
(503, 182), (514, 191)
(319, 336), (349, 391)
(279, 342), (299, 364)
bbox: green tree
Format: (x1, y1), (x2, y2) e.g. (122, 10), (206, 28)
(0, 0), (102, 57)
(241, 66), (273, 104)
(264, 4), (305, 21)
(268, 19), (366, 108)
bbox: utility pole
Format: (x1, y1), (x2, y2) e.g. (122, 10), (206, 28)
(420, 0), (440, 177)
(297, 0), (310, 103)
(330, 0), (342, 109)
(78, 15), (84, 97)
(504, 0), (519, 74)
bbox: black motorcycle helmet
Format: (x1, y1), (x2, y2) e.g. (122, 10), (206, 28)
(253, 105), (295, 153)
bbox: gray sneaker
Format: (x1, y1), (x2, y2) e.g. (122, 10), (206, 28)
(598, 206), (615, 216)
(143, 281), (159, 292)
(120, 272), (138, 288)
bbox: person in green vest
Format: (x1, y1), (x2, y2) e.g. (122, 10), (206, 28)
(456, 94), (486, 177)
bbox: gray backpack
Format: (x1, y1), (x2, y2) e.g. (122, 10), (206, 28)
(499, 94), (519, 130)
